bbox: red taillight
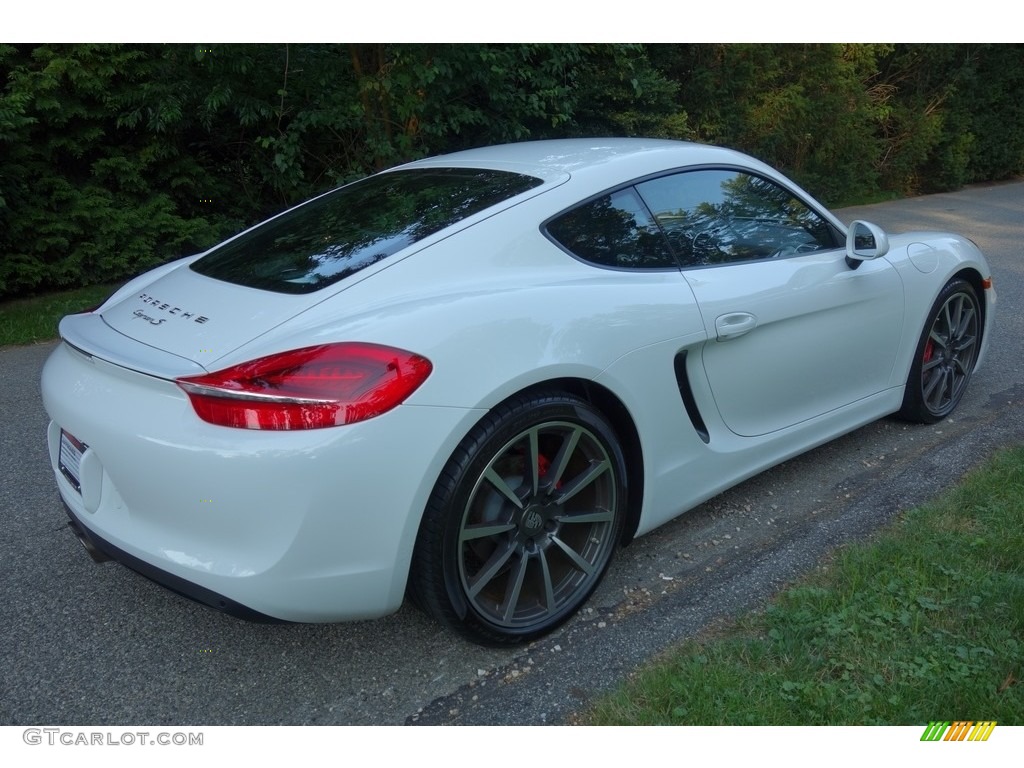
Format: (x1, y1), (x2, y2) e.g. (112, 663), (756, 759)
(176, 343), (432, 430)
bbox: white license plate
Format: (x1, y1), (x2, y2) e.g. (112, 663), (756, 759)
(59, 429), (87, 493)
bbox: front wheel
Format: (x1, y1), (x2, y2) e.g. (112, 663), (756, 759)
(409, 392), (626, 645)
(898, 278), (981, 423)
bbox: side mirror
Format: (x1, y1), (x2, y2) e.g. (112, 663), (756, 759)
(845, 220), (889, 269)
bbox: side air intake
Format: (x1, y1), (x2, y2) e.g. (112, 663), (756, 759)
(673, 351), (710, 444)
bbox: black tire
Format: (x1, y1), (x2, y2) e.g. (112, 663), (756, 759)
(409, 391), (626, 645)
(898, 278), (981, 423)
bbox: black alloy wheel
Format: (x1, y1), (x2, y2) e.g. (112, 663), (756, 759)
(410, 392), (626, 645)
(899, 277), (981, 423)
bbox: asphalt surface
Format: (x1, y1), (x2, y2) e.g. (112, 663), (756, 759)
(2, 181), (1022, 726)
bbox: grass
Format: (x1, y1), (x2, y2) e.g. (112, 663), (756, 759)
(0, 283), (121, 347)
(582, 448), (1024, 725)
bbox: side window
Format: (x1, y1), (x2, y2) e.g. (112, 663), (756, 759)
(635, 170), (838, 268)
(546, 188), (676, 269)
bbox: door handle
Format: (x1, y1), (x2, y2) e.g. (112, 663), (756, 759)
(715, 312), (757, 341)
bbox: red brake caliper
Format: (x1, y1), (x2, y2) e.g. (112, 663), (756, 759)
(537, 453), (551, 485)
(923, 339), (934, 364)
(536, 453), (562, 490)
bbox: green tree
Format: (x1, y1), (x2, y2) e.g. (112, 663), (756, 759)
(0, 44), (223, 296)
(2, 43), (1021, 301)
(650, 44), (886, 205)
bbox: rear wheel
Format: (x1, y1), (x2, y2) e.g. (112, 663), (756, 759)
(409, 392), (625, 645)
(898, 278), (980, 423)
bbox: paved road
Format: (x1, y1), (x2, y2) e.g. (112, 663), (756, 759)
(2, 181), (1022, 726)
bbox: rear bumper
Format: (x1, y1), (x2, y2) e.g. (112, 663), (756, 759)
(63, 500), (285, 623)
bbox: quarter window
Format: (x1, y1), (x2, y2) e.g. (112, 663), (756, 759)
(546, 188), (677, 269)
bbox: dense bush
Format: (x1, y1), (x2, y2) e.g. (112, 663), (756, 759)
(1, 43), (1021, 300)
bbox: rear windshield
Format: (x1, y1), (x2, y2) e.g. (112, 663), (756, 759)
(191, 168), (543, 294)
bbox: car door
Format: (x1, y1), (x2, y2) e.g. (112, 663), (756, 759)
(635, 169), (905, 437)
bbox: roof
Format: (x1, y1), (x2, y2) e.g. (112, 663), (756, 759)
(399, 138), (765, 188)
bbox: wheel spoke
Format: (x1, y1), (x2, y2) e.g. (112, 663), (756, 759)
(550, 534), (596, 576)
(546, 427), (582, 490)
(953, 304), (976, 340)
(943, 368), (956, 404)
(527, 427), (541, 496)
(555, 507), (615, 524)
(537, 548), (556, 611)
(484, 467), (524, 510)
(933, 371), (952, 409)
(500, 552), (530, 623)
(942, 300), (955, 338)
(953, 333), (977, 355)
(553, 459), (610, 505)
(466, 541), (516, 598)
(459, 521), (516, 543)
(923, 368), (946, 408)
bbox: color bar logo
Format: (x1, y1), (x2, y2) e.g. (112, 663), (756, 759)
(920, 721), (996, 741)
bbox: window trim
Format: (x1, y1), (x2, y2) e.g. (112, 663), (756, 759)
(541, 164), (846, 273)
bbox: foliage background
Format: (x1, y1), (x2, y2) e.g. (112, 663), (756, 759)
(1, 43), (1022, 299)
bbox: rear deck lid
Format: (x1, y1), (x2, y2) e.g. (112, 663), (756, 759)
(98, 265), (313, 368)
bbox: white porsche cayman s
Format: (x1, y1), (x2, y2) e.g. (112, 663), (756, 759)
(42, 139), (995, 644)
